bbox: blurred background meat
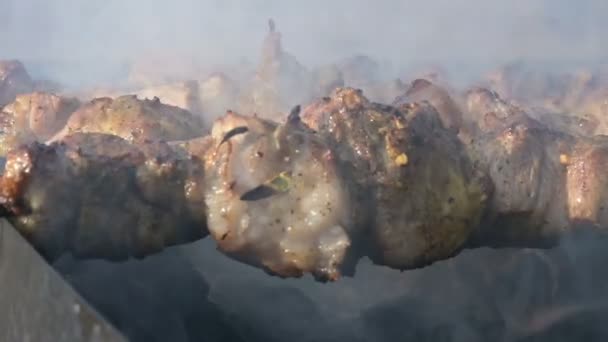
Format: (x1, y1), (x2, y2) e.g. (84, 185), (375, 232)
(50, 95), (206, 142)
(0, 92), (80, 155)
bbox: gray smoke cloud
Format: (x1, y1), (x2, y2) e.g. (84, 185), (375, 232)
(1, 0), (607, 86)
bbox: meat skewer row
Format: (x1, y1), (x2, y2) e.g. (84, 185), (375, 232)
(1, 87), (606, 282)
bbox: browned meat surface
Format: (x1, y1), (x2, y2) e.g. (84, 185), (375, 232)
(464, 89), (608, 248)
(0, 133), (207, 260)
(0, 60), (34, 107)
(203, 109), (355, 281)
(480, 64), (608, 137)
(51, 95), (206, 143)
(393, 79), (463, 133)
(5, 53), (608, 288)
(302, 88), (488, 269)
(4, 84), (608, 283)
(0, 92), (80, 156)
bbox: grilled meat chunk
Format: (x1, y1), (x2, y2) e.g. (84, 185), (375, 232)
(203, 109), (354, 280)
(393, 79), (463, 133)
(0, 133), (207, 260)
(466, 90), (608, 247)
(302, 88), (488, 269)
(51, 95), (206, 143)
(0, 92), (80, 156)
(4, 86), (608, 281)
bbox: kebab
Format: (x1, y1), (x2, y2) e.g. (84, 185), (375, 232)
(2, 82), (608, 282)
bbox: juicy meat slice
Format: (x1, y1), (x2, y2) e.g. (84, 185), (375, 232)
(461, 86), (546, 143)
(302, 88), (488, 269)
(565, 136), (608, 226)
(51, 95), (206, 143)
(0, 60), (34, 107)
(204, 109), (354, 281)
(0, 92), (80, 155)
(0, 133), (207, 260)
(393, 79), (463, 132)
(468, 116), (573, 247)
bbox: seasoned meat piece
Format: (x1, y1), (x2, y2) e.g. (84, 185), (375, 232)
(0, 133), (207, 260)
(565, 136), (608, 226)
(6, 88), (608, 281)
(203, 109), (354, 281)
(464, 87), (533, 136)
(393, 79), (463, 132)
(468, 116), (573, 247)
(51, 95), (206, 143)
(0, 92), (80, 156)
(302, 88), (488, 269)
(0, 60), (34, 107)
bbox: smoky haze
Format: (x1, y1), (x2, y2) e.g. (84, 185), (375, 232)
(4, 2), (608, 342)
(1, 0), (607, 86)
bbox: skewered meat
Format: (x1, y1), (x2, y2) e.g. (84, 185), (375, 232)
(203, 108), (354, 281)
(0, 60), (34, 107)
(481, 64), (608, 137)
(464, 88), (608, 248)
(393, 79), (463, 133)
(0, 92), (80, 156)
(302, 87), (488, 269)
(50, 95), (206, 143)
(5, 84), (608, 282)
(0, 133), (207, 260)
